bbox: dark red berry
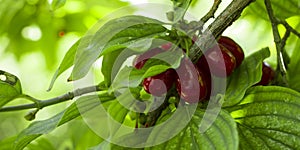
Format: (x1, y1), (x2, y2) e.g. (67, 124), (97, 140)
(196, 56), (212, 99)
(143, 69), (176, 96)
(205, 44), (236, 77)
(176, 58), (208, 103)
(133, 48), (163, 69)
(256, 62), (275, 86)
(218, 36), (244, 67)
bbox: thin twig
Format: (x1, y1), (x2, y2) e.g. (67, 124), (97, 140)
(200, 0), (222, 23)
(277, 19), (300, 38)
(0, 85), (102, 112)
(264, 0), (288, 85)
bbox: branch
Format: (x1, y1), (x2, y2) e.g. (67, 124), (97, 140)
(190, 0), (255, 62)
(264, 0), (288, 85)
(0, 85), (103, 112)
(200, 0), (222, 23)
(277, 19), (300, 39)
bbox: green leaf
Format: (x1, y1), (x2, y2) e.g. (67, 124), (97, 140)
(51, 0), (66, 11)
(70, 15), (167, 81)
(288, 38), (300, 92)
(14, 93), (114, 150)
(27, 138), (55, 150)
(223, 47), (270, 107)
(147, 109), (238, 150)
(47, 39), (80, 91)
(246, 0), (300, 20)
(0, 70), (22, 108)
(229, 86), (300, 149)
(0, 136), (17, 150)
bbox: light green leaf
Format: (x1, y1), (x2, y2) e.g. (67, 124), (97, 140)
(0, 136), (17, 150)
(47, 39), (80, 91)
(70, 15), (167, 81)
(229, 86), (300, 149)
(147, 109), (238, 150)
(51, 0), (66, 11)
(0, 70), (22, 108)
(288, 38), (300, 92)
(223, 47), (270, 107)
(14, 93), (114, 150)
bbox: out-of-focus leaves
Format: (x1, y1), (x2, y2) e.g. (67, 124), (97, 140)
(246, 0), (300, 20)
(0, 70), (22, 108)
(51, 0), (66, 11)
(288, 38), (300, 92)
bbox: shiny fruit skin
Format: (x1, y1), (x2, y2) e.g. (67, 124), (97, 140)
(218, 36), (244, 67)
(133, 48), (163, 69)
(143, 69), (176, 96)
(176, 58), (208, 103)
(205, 44), (236, 77)
(256, 62), (275, 86)
(196, 56), (212, 99)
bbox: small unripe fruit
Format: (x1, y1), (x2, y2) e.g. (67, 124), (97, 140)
(218, 36), (244, 67)
(143, 69), (176, 96)
(205, 44), (236, 77)
(256, 62), (275, 86)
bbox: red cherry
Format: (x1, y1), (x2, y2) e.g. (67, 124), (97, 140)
(256, 62), (275, 86)
(143, 69), (176, 96)
(196, 56), (212, 99)
(218, 36), (244, 67)
(176, 58), (208, 103)
(205, 44), (236, 77)
(133, 48), (163, 69)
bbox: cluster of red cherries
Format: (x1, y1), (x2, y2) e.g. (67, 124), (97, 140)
(133, 36), (274, 103)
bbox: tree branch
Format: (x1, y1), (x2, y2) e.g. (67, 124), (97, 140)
(0, 85), (103, 112)
(264, 0), (288, 86)
(190, 0), (255, 62)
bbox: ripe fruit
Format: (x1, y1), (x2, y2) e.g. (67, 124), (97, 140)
(256, 62), (275, 86)
(205, 44), (236, 77)
(133, 48), (163, 69)
(143, 69), (176, 96)
(176, 58), (208, 103)
(196, 56), (212, 99)
(218, 36), (244, 67)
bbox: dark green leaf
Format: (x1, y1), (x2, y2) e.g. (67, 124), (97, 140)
(47, 39), (81, 91)
(14, 93), (114, 150)
(229, 86), (300, 149)
(246, 0), (300, 20)
(51, 0), (66, 11)
(70, 15), (167, 81)
(147, 109), (238, 150)
(223, 47), (270, 107)
(0, 70), (22, 108)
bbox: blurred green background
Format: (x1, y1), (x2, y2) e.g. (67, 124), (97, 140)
(0, 0), (298, 149)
